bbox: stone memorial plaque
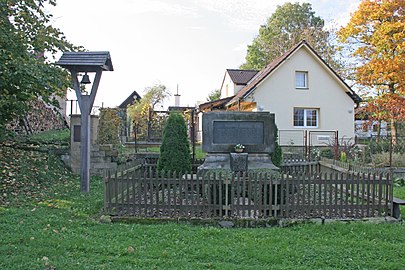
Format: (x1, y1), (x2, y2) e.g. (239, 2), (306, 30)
(213, 121), (264, 145)
(202, 111), (275, 153)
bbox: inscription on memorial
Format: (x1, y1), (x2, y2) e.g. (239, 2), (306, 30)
(202, 111), (275, 153)
(213, 121), (264, 145)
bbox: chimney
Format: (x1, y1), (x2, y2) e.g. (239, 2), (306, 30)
(174, 84), (180, 107)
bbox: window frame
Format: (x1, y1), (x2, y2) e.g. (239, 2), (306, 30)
(293, 108), (319, 128)
(295, 71), (309, 89)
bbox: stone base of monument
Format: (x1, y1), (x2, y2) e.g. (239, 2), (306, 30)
(198, 153), (279, 173)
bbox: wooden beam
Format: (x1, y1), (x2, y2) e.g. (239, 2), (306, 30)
(80, 95), (91, 192)
(71, 71), (82, 109)
(89, 70), (102, 109)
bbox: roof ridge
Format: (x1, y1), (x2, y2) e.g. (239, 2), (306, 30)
(226, 68), (259, 72)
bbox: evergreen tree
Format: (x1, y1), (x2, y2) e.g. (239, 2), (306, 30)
(271, 124), (283, 167)
(157, 112), (191, 174)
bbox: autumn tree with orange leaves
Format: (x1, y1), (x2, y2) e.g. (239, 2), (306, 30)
(338, 0), (405, 141)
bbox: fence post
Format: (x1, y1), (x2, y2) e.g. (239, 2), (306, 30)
(334, 130), (339, 160)
(305, 130), (308, 160)
(389, 133), (393, 168)
(104, 170), (109, 212)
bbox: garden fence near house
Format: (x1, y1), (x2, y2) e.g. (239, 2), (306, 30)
(104, 164), (394, 220)
(320, 157), (390, 175)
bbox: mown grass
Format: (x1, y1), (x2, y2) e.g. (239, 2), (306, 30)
(1, 133), (405, 269)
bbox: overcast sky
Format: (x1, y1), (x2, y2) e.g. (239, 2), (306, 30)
(49, 0), (361, 110)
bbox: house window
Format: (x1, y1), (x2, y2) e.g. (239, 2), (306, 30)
(295, 71), (308, 89)
(294, 108), (318, 128)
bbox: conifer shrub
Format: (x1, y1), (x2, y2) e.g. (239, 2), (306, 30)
(271, 124), (283, 167)
(157, 112), (191, 174)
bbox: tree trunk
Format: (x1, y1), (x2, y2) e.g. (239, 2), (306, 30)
(389, 84), (397, 145)
(391, 118), (397, 145)
(134, 122), (138, 153)
(376, 120), (381, 143)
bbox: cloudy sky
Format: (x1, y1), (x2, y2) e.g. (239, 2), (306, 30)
(49, 0), (361, 110)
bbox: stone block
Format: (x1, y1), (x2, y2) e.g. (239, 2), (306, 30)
(198, 153), (278, 172)
(92, 162), (117, 170)
(105, 150), (118, 157)
(219, 220), (234, 228)
(99, 144), (113, 151)
(91, 151), (106, 158)
(230, 153), (248, 172)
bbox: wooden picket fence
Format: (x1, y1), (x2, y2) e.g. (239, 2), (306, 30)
(104, 166), (394, 219)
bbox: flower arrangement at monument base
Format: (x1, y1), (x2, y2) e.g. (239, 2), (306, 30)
(234, 144), (245, 153)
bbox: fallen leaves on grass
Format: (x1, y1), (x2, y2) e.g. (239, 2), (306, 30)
(0, 145), (75, 207)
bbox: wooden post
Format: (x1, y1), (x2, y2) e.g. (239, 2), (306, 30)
(71, 70), (102, 192)
(80, 95), (91, 192)
(191, 109), (195, 164)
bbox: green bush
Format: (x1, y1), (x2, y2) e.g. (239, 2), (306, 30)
(157, 112), (191, 174)
(372, 152), (405, 167)
(98, 108), (121, 145)
(368, 137), (405, 155)
(319, 148), (334, 159)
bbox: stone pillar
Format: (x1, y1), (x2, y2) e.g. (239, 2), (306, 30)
(70, 114), (99, 174)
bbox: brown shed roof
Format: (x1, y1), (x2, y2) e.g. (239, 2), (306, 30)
(198, 96), (234, 111)
(227, 69), (258, 85)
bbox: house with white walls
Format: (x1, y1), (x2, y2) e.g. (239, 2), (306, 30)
(220, 69), (258, 98)
(198, 40), (361, 146)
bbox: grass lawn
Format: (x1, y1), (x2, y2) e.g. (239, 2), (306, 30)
(1, 136), (405, 269)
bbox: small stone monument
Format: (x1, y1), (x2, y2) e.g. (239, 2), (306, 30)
(198, 111), (279, 173)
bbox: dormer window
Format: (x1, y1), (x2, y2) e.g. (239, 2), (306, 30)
(296, 71), (308, 89)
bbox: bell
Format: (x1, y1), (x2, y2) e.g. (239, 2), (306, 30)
(80, 72), (91, 84)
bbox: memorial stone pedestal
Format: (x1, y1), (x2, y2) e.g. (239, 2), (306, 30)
(230, 153), (248, 172)
(198, 111), (279, 174)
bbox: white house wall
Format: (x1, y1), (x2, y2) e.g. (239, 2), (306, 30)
(249, 47), (355, 145)
(220, 72), (235, 99)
